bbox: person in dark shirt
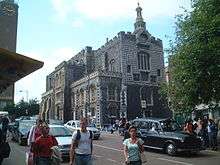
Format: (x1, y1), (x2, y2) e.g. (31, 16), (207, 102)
(123, 122), (131, 141)
(0, 128), (3, 165)
(1, 117), (9, 141)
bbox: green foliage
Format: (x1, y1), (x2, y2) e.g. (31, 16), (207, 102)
(168, 0), (220, 113)
(3, 98), (40, 119)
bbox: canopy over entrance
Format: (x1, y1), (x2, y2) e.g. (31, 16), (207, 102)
(0, 48), (44, 93)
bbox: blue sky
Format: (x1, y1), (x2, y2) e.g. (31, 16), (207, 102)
(14, 0), (191, 103)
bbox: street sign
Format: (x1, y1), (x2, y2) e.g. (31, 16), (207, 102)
(141, 100), (146, 108)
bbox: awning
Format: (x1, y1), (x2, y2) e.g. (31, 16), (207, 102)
(0, 48), (44, 93)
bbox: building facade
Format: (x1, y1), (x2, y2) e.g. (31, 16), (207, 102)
(41, 4), (171, 125)
(0, 0), (18, 109)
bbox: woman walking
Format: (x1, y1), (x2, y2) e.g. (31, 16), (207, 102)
(33, 122), (58, 165)
(123, 126), (144, 165)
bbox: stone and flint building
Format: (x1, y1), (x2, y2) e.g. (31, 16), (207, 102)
(41, 3), (171, 126)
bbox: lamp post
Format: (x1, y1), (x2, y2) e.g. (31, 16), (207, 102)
(19, 90), (29, 102)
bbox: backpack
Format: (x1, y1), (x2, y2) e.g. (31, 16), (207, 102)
(74, 130), (93, 153)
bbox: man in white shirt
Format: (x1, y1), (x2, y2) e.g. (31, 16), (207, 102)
(69, 118), (93, 165)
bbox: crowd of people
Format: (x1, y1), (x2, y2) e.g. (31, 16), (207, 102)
(183, 117), (219, 150)
(0, 115), (219, 165)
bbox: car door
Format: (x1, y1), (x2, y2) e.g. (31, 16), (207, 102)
(65, 121), (72, 130)
(71, 121), (77, 131)
(144, 121), (161, 148)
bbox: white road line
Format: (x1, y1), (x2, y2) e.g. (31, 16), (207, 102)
(107, 158), (118, 163)
(157, 158), (194, 165)
(94, 144), (123, 152)
(93, 155), (103, 158)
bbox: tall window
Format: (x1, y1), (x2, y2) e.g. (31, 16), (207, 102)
(110, 59), (116, 72)
(157, 69), (161, 77)
(105, 53), (108, 71)
(138, 53), (150, 70)
(108, 86), (115, 100)
(127, 65), (131, 73)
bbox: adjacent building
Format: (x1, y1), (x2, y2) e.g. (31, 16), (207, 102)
(41, 4), (171, 126)
(0, 0), (19, 109)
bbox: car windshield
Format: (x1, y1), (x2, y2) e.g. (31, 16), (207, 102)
(160, 120), (181, 132)
(88, 123), (96, 128)
(19, 120), (35, 133)
(50, 126), (72, 137)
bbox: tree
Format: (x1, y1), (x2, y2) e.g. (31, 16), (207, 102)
(167, 0), (220, 113)
(3, 98), (40, 119)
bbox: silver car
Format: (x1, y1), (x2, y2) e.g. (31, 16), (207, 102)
(49, 125), (72, 158)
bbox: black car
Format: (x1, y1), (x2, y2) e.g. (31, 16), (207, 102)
(11, 120), (35, 145)
(132, 118), (205, 156)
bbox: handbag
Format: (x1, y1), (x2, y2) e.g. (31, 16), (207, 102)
(0, 142), (11, 158)
(25, 151), (34, 165)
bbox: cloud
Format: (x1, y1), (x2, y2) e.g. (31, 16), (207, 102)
(51, 0), (191, 22)
(50, 0), (75, 21)
(15, 47), (76, 103)
(72, 19), (84, 28)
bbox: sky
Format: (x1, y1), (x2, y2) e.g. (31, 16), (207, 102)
(14, 0), (191, 103)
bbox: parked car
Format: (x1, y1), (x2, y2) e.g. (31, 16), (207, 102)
(15, 116), (31, 121)
(132, 118), (205, 156)
(64, 120), (101, 139)
(49, 125), (72, 158)
(11, 119), (35, 145)
(48, 119), (64, 125)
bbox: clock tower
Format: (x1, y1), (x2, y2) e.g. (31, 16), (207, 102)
(0, 0), (19, 108)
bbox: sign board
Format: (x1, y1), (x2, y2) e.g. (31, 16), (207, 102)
(141, 100), (146, 108)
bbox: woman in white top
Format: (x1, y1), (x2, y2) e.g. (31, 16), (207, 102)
(123, 126), (144, 165)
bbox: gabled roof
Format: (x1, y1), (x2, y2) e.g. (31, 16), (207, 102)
(0, 48), (44, 93)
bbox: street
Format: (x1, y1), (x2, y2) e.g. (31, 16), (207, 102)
(2, 132), (220, 165)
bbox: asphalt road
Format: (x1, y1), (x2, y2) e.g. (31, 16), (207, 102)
(2, 132), (220, 165)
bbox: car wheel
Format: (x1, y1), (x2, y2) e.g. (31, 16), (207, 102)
(166, 143), (177, 156)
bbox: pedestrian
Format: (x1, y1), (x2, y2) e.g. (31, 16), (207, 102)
(1, 116), (9, 141)
(196, 118), (203, 136)
(123, 126), (144, 165)
(28, 119), (43, 164)
(69, 118), (93, 165)
(207, 119), (214, 149)
(213, 119), (219, 150)
(0, 127), (3, 165)
(123, 122), (131, 141)
(183, 120), (194, 134)
(33, 122), (58, 165)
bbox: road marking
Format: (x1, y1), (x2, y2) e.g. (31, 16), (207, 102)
(94, 144), (123, 152)
(93, 154), (103, 158)
(157, 158), (194, 165)
(107, 158), (118, 163)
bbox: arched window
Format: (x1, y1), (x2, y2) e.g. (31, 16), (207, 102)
(109, 59), (116, 72)
(137, 53), (150, 70)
